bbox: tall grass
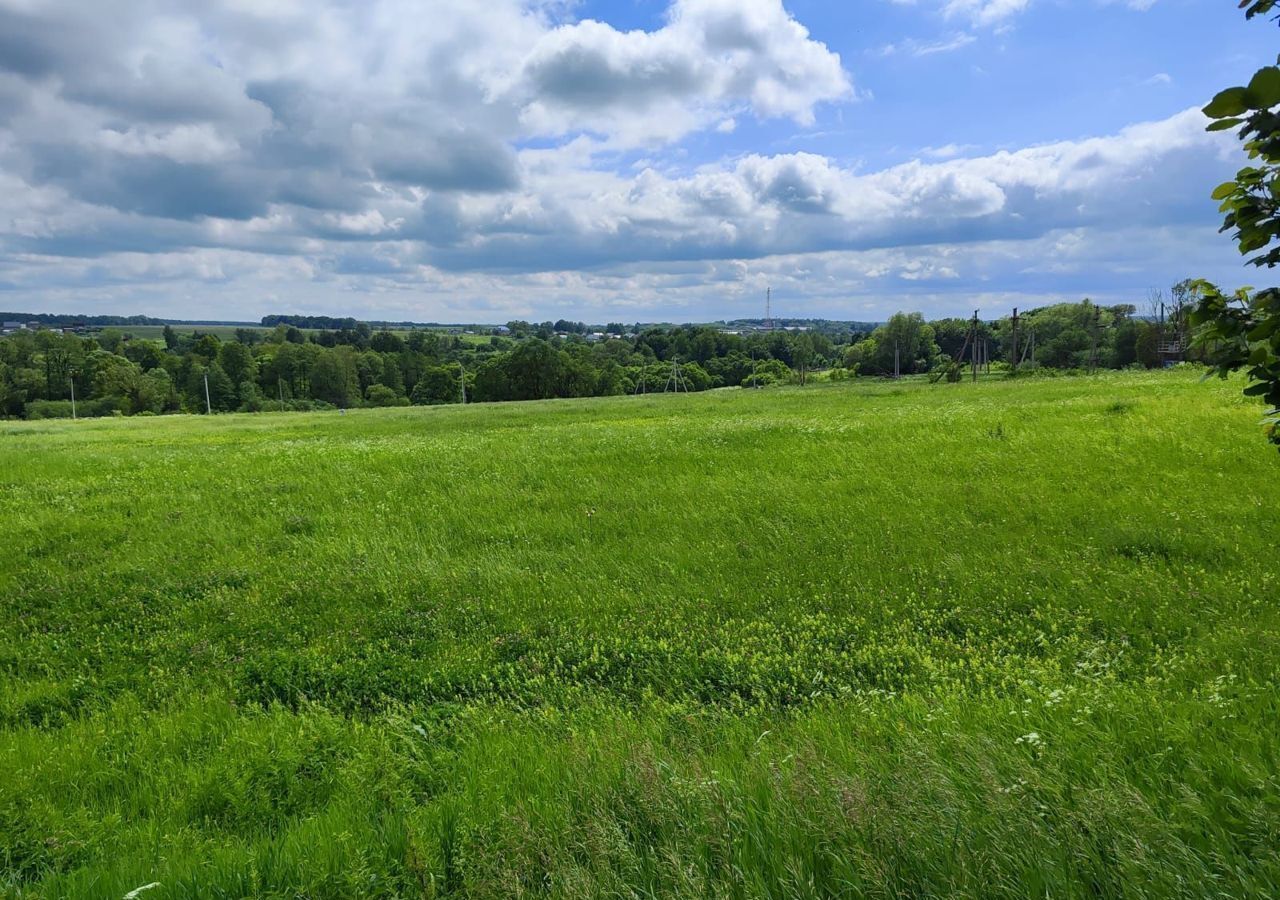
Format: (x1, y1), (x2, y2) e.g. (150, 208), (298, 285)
(1, 371), (1278, 897)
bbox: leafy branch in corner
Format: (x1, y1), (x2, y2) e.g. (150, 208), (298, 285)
(1193, 1), (1280, 450)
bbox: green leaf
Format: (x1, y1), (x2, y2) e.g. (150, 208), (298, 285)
(1207, 118), (1244, 132)
(1205, 87), (1251, 118)
(1211, 182), (1238, 200)
(1244, 381), (1270, 396)
(1248, 67), (1280, 109)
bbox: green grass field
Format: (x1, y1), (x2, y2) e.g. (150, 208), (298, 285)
(2, 371), (1278, 898)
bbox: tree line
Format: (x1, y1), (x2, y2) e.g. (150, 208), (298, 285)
(0, 296), (1199, 419)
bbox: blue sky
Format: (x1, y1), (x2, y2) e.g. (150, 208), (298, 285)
(0, 0), (1273, 323)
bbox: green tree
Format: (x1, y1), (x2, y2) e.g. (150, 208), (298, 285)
(411, 364), (463, 405)
(503, 339), (566, 400)
(371, 330), (405, 354)
(790, 332), (816, 385)
(124, 340), (164, 371)
(206, 363), (237, 412)
(191, 333), (221, 361)
(93, 352), (143, 406)
(137, 369), (178, 414)
(1194, 1), (1280, 451)
(378, 356), (406, 395)
(237, 380), (265, 412)
(219, 341), (255, 388)
(365, 384), (408, 407)
(0, 360), (25, 417)
(1134, 320), (1161, 369)
(97, 328), (125, 354)
(847, 313), (939, 376)
(309, 348), (360, 407)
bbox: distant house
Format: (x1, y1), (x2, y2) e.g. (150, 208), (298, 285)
(2, 321), (24, 334)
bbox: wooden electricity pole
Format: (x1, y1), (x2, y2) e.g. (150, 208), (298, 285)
(970, 310), (980, 382)
(1010, 307), (1020, 373)
(1089, 305), (1102, 373)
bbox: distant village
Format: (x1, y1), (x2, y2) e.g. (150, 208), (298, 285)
(1, 319), (92, 336)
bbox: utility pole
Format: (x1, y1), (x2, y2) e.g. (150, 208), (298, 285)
(69, 373), (77, 420)
(1010, 307), (1020, 373)
(894, 340), (900, 379)
(459, 364), (467, 404)
(751, 347), (758, 389)
(278, 378), (285, 412)
(203, 370), (212, 415)
(1089, 306), (1102, 373)
(665, 356), (688, 393)
(971, 310), (980, 383)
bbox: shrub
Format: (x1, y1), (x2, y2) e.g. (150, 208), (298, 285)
(365, 384), (410, 407)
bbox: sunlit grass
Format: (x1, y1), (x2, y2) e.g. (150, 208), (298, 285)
(2, 370), (1278, 897)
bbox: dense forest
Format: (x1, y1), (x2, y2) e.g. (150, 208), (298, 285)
(0, 296), (1195, 419)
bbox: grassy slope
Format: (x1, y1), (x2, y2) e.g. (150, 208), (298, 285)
(1, 371), (1278, 898)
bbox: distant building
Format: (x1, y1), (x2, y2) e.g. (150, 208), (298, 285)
(2, 321), (24, 334)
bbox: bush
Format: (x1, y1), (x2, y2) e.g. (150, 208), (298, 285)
(24, 398), (118, 419)
(365, 384), (410, 407)
(23, 400), (75, 420)
(283, 400), (335, 412)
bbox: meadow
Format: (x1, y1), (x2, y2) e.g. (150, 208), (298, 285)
(1, 370), (1278, 898)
